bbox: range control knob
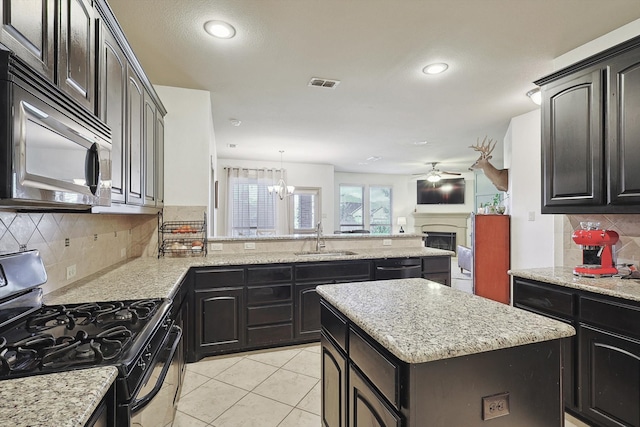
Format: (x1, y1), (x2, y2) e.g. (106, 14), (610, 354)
(137, 360), (146, 370)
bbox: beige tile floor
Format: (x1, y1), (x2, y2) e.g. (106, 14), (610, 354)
(175, 343), (321, 427)
(174, 258), (590, 427)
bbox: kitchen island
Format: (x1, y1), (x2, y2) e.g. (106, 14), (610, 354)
(317, 278), (576, 427)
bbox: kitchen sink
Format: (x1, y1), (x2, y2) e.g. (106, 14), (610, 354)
(294, 250), (358, 257)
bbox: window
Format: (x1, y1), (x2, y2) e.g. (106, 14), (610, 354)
(291, 187), (321, 233)
(370, 186), (392, 234)
(226, 168), (277, 236)
(339, 185), (364, 232)
(339, 184), (392, 234)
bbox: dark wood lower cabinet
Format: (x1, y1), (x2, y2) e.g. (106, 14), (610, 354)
(580, 325), (640, 427)
(194, 288), (244, 353)
(189, 257), (452, 361)
(514, 276), (640, 427)
(349, 367), (401, 427)
(321, 332), (347, 427)
(297, 284), (322, 339)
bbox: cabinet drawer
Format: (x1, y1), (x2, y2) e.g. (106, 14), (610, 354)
(321, 301), (347, 352)
(194, 268), (244, 289)
(580, 297), (640, 339)
(349, 327), (400, 410)
(247, 323), (293, 346)
(296, 261), (371, 282)
(374, 258), (421, 280)
(423, 256), (450, 273)
(247, 266), (292, 284)
(247, 284), (292, 305)
(247, 304), (292, 326)
(513, 279), (574, 320)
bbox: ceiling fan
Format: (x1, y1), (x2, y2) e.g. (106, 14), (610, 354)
(414, 162), (462, 183)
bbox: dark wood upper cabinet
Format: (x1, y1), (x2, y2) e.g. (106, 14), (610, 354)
(155, 114), (165, 207)
(0, 0), (55, 81)
(98, 21), (126, 203)
(541, 67), (604, 210)
(537, 35), (640, 213)
(126, 65), (144, 205)
(58, 0), (95, 112)
(609, 47), (640, 205)
(0, 0), (167, 212)
(143, 90), (156, 206)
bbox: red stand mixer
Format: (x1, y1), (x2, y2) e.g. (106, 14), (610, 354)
(572, 222), (619, 278)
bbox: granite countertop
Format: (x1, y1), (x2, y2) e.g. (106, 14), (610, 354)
(317, 278), (576, 364)
(45, 247), (452, 305)
(0, 366), (118, 427)
(509, 266), (640, 303)
(210, 232), (423, 242)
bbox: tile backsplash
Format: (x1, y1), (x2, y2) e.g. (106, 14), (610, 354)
(0, 210), (158, 294)
(564, 214), (640, 267)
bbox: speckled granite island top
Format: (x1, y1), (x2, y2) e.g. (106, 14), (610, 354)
(509, 266), (640, 303)
(0, 366), (117, 427)
(44, 247), (451, 305)
(317, 278), (575, 364)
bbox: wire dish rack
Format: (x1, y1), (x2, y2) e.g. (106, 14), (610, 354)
(158, 212), (207, 257)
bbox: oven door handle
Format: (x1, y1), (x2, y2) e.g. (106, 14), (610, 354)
(130, 324), (182, 413)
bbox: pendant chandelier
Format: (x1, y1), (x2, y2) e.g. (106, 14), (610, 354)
(268, 150), (295, 200)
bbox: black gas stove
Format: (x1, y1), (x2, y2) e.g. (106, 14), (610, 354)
(0, 298), (167, 378)
(0, 250), (181, 426)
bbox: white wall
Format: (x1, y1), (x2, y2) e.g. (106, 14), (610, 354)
(554, 18), (640, 70)
(335, 171), (475, 233)
(154, 85), (214, 207)
(508, 109), (555, 269)
(216, 158), (335, 235)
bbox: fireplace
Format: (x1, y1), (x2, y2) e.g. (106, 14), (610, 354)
(424, 232), (456, 251)
(412, 212), (470, 249)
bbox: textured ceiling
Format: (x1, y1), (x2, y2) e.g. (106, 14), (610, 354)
(108, 0), (640, 175)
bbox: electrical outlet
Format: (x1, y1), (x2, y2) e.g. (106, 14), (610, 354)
(528, 211), (536, 221)
(482, 392), (510, 420)
(121, 248), (126, 258)
(211, 243), (223, 251)
(66, 264), (77, 280)
(244, 242), (256, 250)
(382, 239), (392, 246)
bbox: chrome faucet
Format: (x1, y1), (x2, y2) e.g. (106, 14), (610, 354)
(315, 221), (326, 252)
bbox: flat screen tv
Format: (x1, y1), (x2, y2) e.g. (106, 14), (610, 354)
(417, 178), (465, 204)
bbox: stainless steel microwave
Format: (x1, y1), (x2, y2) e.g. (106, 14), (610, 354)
(0, 51), (111, 209)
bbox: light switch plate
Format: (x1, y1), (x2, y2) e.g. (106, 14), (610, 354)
(382, 239), (392, 246)
(211, 243), (223, 251)
(244, 242), (256, 250)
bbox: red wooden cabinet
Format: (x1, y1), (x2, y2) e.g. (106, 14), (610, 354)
(473, 214), (510, 304)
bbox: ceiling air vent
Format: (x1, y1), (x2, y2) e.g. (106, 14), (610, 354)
(308, 77), (340, 89)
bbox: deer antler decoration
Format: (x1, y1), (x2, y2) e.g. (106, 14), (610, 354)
(469, 136), (509, 192)
(469, 136), (497, 159)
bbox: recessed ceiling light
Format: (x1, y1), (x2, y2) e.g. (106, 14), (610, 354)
(422, 63), (449, 75)
(229, 118), (242, 126)
(413, 141), (429, 146)
(366, 156), (382, 162)
(204, 20), (236, 39)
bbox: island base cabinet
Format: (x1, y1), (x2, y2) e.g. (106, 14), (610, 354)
(350, 366), (402, 427)
(409, 339), (564, 427)
(580, 325), (640, 427)
(322, 332), (347, 427)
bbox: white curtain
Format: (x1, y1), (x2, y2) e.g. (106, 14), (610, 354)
(225, 167), (283, 236)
